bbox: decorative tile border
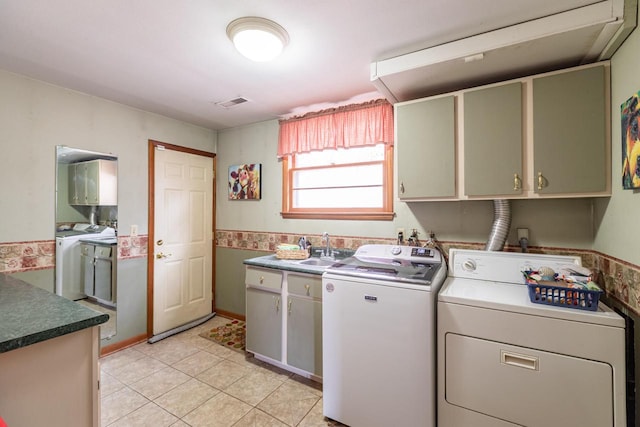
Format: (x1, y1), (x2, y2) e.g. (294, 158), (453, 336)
(0, 235), (148, 274)
(0, 240), (55, 273)
(117, 235), (148, 259)
(2, 231), (638, 316)
(216, 229), (640, 316)
(215, 230), (393, 252)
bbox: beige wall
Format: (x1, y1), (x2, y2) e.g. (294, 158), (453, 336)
(594, 7), (640, 266)
(216, 122), (596, 250)
(0, 69), (217, 346)
(0, 69), (216, 242)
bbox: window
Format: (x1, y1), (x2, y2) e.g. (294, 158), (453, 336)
(281, 144), (394, 220)
(278, 99), (394, 220)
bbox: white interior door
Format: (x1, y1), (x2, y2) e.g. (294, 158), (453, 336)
(153, 146), (213, 336)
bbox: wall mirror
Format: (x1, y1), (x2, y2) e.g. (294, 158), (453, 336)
(55, 145), (118, 340)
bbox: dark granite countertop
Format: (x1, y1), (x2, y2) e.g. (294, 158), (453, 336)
(0, 273), (109, 353)
(243, 249), (355, 275)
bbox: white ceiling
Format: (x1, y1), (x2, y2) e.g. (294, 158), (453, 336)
(0, 0), (630, 130)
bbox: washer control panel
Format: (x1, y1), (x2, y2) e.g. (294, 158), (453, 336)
(354, 244), (441, 263)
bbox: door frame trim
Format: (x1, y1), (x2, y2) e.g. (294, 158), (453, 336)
(147, 140), (217, 339)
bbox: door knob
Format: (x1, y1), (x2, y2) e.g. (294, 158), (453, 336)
(156, 252), (172, 259)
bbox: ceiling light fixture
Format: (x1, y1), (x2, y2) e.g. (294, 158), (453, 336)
(226, 17), (289, 62)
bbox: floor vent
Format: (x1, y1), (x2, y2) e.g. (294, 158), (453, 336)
(215, 97), (250, 109)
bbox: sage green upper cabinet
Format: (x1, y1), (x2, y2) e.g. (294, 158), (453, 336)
(532, 65), (607, 194)
(463, 82), (522, 197)
(396, 95), (456, 200)
(69, 159), (117, 206)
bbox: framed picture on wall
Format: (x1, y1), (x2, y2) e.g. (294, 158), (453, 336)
(228, 163), (261, 200)
(622, 91), (640, 189)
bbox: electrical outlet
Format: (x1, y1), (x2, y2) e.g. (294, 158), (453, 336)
(517, 228), (529, 241)
(131, 224), (138, 237)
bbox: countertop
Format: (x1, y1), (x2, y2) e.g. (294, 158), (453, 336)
(0, 273), (109, 353)
(243, 249), (355, 275)
(244, 254), (328, 275)
(79, 237), (117, 245)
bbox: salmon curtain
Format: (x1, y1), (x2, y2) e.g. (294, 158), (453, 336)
(278, 99), (394, 157)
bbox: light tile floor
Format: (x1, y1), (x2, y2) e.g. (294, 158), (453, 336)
(100, 315), (341, 426)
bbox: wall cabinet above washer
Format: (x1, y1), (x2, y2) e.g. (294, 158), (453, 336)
(68, 159), (117, 206)
(394, 62), (611, 201)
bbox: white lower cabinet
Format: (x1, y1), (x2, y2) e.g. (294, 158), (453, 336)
(246, 287), (282, 361)
(245, 266), (323, 379)
(286, 272), (323, 375)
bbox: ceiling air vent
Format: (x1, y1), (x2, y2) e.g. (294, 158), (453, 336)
(215, 97), (250, 109)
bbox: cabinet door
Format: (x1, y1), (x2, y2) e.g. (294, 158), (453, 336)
(94, 248), (113, 301)
(464, 83), (522, 196)
(245, 287), (282, 361)
(80, 244), (94, 295)
(68, 163), (80, 205)
(287, 296), (322, 376)
(96, 160), (118, 206)
(84, 160), (100, 205)
(396, 96), (456, 199)
(533, 66), (607, 194)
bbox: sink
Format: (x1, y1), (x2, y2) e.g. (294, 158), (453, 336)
(298, 258), (336, 267)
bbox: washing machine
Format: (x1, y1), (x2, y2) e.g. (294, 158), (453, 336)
(438, 249), (626, 427)
(323, 244), (447, 427)
(55, 223), (115, 300)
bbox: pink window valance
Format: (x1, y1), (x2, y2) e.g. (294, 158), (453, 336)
(278, 99), (394, 157)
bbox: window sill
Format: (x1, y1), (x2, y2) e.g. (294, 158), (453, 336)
(281, 212), (395, 221)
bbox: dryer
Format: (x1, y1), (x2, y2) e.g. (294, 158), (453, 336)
(438, 249), (626, 427)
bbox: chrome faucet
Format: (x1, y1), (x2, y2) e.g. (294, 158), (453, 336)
(321, 232), (332, 258)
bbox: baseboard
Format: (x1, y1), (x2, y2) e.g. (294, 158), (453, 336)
(100, 333), (147, 357)
(216, 308), (245, 321)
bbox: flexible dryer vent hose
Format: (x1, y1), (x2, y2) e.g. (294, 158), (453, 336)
(485, 199), (511, 251)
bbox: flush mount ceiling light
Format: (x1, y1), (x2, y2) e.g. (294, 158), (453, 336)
(226, 17), (289, 62)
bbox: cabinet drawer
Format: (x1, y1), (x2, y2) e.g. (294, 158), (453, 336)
(245, 266), (282, 290)
(288, 274), (322, 298)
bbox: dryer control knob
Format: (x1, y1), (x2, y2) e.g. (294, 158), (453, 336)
(391, 246), (402, 255)
(462, 259), (477, 272)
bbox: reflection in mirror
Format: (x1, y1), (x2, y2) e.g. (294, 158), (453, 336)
(56, 146), (118, 340)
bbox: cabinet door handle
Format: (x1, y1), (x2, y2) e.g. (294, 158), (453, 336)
(513, 173), (521, 191)
(288, 299), (292, 315)
(537, 172), (545, 190)
(259, 276), (264, 284)
(501, 350), (539, 371)
(275, 297), (280, 312)
(399, 182), (405, 194)
(305, 284), (310, 296)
